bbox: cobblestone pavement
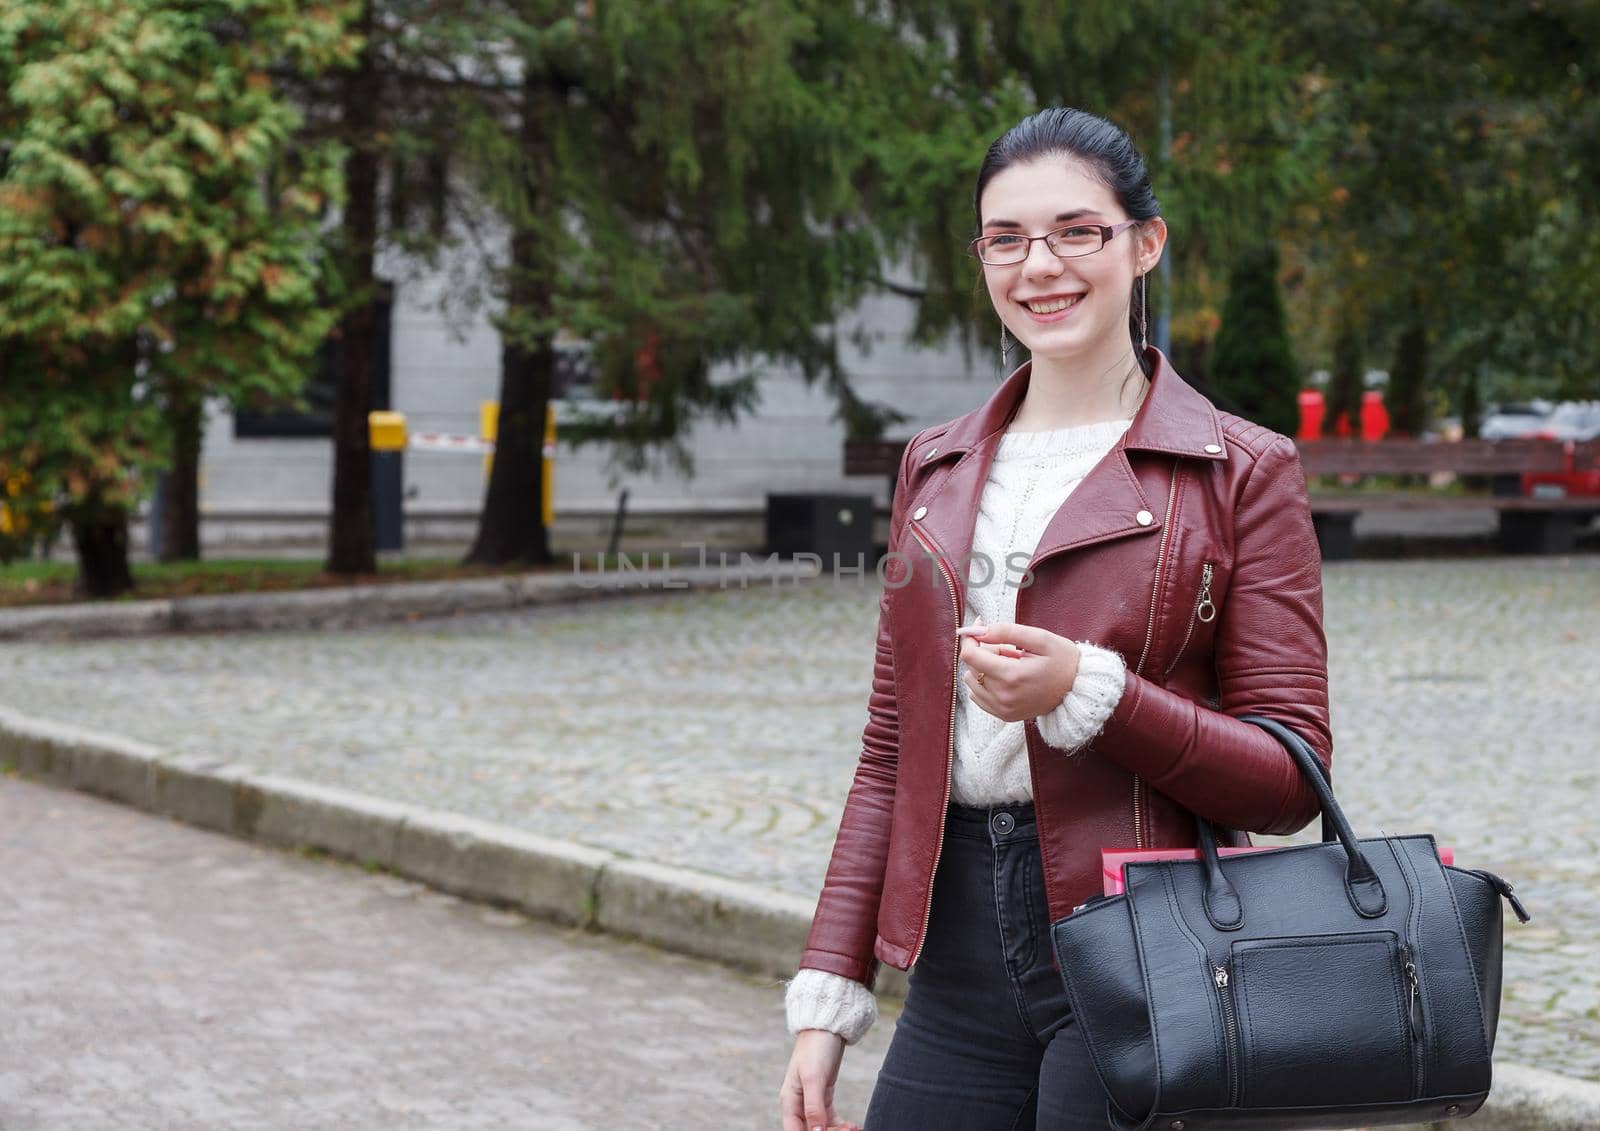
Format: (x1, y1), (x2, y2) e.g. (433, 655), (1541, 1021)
(0, 773), (894, 1129)
(1, 556), (1596, 1079)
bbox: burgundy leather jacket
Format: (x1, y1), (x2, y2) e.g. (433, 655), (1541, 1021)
(799, 347), (1332, 988)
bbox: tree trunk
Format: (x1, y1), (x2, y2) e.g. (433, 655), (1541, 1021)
(465, 324), (554, 565)
(71, 507), (133, 598)
(465, 60), (556, 567)
(1324, 315), (1364, 439)
(325, 0), (381, 576)
(159, 393), (203, 562)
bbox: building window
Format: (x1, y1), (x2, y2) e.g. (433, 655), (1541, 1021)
(234, 282), (393, 438)
(553, 337), (597, 400)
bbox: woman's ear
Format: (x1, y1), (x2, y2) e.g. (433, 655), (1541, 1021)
(1136, 217), (1168, 275)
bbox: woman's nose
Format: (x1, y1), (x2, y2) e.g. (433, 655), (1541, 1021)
(1022, 236), (1066, 278)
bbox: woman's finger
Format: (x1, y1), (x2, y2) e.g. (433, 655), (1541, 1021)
(802, 1069), (834, 1131)
(779, 1065), (807, 1131)
(960, 636), (1005, 681)
(962, 620), (1061, 653)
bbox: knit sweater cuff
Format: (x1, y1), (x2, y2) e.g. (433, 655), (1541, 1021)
(1036, 642), (1127, 753)
(785, 968), (878, 1045)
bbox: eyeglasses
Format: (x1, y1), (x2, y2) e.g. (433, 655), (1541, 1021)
(969, 219), (1140, 266)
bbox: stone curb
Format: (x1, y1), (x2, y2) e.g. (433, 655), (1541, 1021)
(0, 705), (1593, 1127)
(0, 704), (825, 983)
(0, 556), (823, 641)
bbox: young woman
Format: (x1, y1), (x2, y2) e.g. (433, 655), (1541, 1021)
(778, 107), (1331, 1130)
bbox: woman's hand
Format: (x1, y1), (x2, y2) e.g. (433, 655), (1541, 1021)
(779, 1029), (862, 1131)
(958, 616), (1081, 723)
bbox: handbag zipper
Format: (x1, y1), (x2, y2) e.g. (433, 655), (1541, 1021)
(1162, 560), (1215, 681)
(907, 519), (961, 967)
(1465, 868), (1533, 922)
(1400, 942), (1425, 1098)
(1130, 458), (1183, 849)
(1212, 961), (1242, 1106)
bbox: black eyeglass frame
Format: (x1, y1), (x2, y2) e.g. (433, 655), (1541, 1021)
(969, 219), (1142, 265)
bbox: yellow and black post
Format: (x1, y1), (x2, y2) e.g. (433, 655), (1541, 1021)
(369, 411), (407, 552)
(542, 402), (556, 527)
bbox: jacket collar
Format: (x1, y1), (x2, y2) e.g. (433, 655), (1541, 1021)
(927, 345), (1227, 461)
(905, 347), (1227, 587)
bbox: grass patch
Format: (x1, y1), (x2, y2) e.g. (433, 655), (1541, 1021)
(0, 551), (658, 609)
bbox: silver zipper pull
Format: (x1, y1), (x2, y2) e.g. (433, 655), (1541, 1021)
(1213, 964), (1229, 988)
(1197, 562), (1216, 623)
(1402, 951), (1423, 1039)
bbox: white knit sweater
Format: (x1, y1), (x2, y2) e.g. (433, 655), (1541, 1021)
(786, 418), (1132, 1043)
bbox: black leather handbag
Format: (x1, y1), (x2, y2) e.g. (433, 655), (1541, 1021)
(1050, 714), (1531, 1131)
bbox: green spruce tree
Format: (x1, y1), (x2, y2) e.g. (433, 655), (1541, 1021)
(455, 1), (921, 564)
(1209, 244), (1299, 436)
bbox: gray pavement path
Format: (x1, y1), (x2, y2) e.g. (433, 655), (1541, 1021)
(0, 773), (893, 1130)
(1, 557), (1596, 1079)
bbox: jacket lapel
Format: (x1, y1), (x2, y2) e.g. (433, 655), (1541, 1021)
(904, 445), (992, 620)
(905, 346), (1229, 578)
(1027, 445), (1159, 564)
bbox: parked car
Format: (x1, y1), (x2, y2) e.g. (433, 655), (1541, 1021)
(1518, 401), (1600, 501)
(1479, 400), (1556, 440)
(1527, 401), (1600, 443)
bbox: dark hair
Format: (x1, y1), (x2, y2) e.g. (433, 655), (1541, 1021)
(974, 107), (1161, 377)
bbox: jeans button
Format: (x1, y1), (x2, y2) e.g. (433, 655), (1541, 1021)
(991, 811), (1015, 835)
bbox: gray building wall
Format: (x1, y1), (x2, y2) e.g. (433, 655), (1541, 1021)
(191, 249), (1003, 549)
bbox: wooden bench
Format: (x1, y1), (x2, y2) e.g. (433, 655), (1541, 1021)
(844, 437), (1600, 558)
(843, 439), (909, 490)
(1300, 439), (1600, 557)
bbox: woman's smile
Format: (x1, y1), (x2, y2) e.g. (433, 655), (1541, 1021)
(1016, 291), (1087, 322)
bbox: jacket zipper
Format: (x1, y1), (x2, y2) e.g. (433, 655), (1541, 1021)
(1162, 560), (1215, 681)
(1400, 942), (1425, 1098)
(1212, 961), (1242, 1106)
(1130, 459), (1182, 849)
(907, 519), (961, 966)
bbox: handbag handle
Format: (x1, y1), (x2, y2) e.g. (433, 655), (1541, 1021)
(1194, 714), (1387, 930)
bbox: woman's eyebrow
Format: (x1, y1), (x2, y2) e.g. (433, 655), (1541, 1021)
(982, 209), (1103, 230)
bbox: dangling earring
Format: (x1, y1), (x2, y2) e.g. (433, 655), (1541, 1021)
(1000, 324), (1014, 368)
(1138, 274), (1149, 350)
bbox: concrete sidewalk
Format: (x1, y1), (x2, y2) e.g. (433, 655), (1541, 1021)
(0, 773), (893, 1130)
(6, 768), (1598, 1131)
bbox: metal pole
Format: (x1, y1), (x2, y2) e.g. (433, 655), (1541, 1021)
(1156, 46), (1174, 357)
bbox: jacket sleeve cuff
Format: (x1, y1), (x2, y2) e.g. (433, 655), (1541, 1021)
(785, 967), (878, 1045)
(1035, 642), (1127, 753)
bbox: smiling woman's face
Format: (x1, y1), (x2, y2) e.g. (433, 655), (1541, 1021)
(977, 157), (1163, 366)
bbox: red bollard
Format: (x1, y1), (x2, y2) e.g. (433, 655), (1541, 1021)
(1360, 391), (1390, 441)
(1298, 389), (1325, 440)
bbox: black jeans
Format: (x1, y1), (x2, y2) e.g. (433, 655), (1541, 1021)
(865, 803), (1112, 1130)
